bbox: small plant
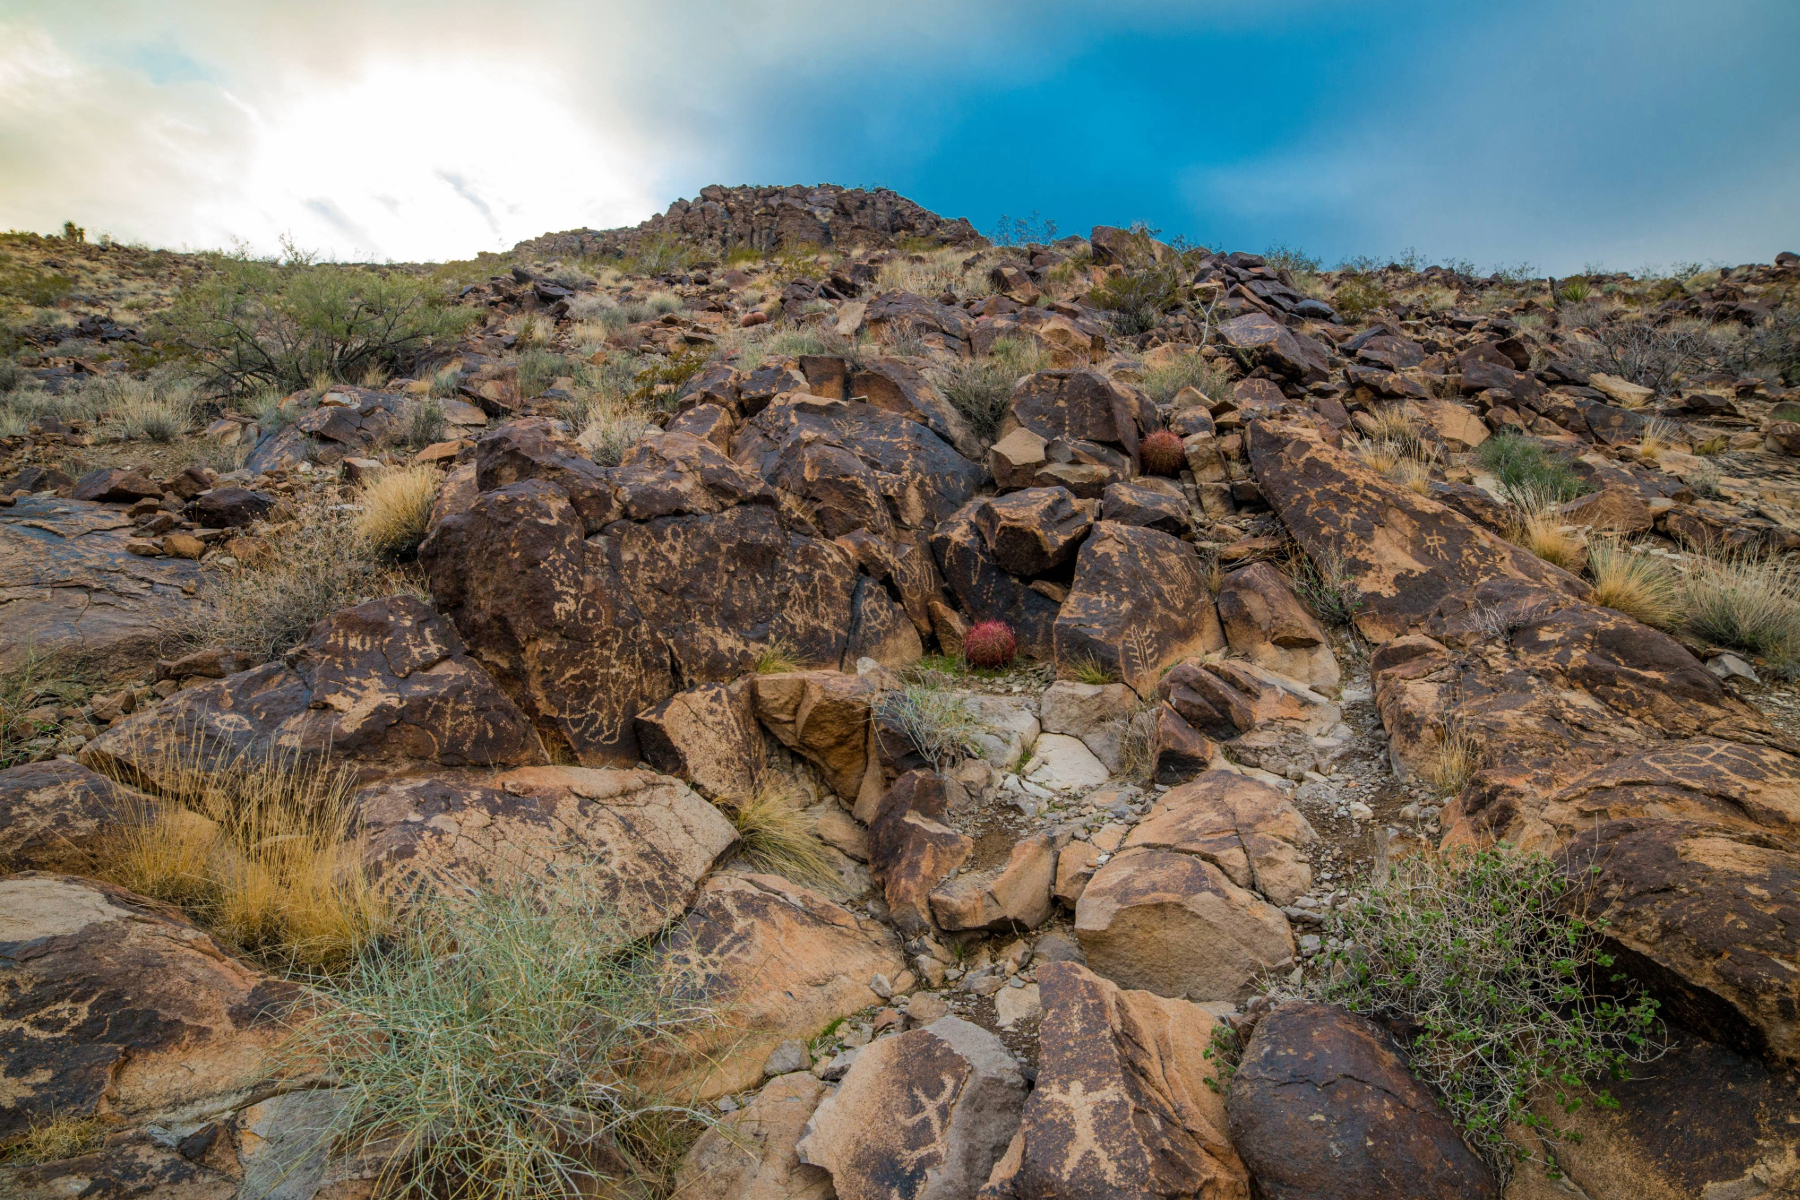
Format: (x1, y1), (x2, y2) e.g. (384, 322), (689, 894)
(1693, 432), (1730, 456)
(401, 395), (449, 449)
(1067, 656), (1120, 685)
(1262, 244), (1321, 275)
(1586, 539), (1682, 629)
(514, 348), (571, 399)
(1139, 429), (1186, 477)
(876, 682), (987, 771)
(1289, 547), (1364, 628)
(1424, 716), (1482, 796)
(428, 365), (463, 398)
(623, 234), (697, 276)
(1636, 417), (1682, 459)
(1138, 351), (1229, 406)
(753, 638), (804, 675)
(1557, 278), (1594, 303)
(1683, 550), (1800, 668)
(94, 375), (199, 443)
(1476, 432), (1590, 508)
(728, 786), (836, 884)
(933, 357), (1019, 443)
(1294, 846), (1665, 1182)
(273, 863), (713, 1199)
(93, 742), (386, 973)
(1573, 319), (1718, 396)
(0, 648), (94, 769)
(988, 212), (1060, 247)
(355, 464), (443, 559)
(1, 1112), (105, 1164)
(1509, 502), (1586, 572)
(962, 620), (1018, 669)
(1330, 273), (1388, 319)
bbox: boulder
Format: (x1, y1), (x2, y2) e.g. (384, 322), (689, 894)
(1152, 705), (1218, 784)
(1039, 679), (1141, 770)
(0, 759), (148, 872)
(755, 669), (884, 812)
(656, 872), (906, 1098)
(931, 502), (1064, 659)
(1218, 313), (1328, 383)
(848, 357), (981, 460)
(863, 291), (975, 357)
(1123, 770), (1317, 905)
(675, 1072), (835, 1200)
(979, 961), (1248, 1200)
(1022, 732), (1111, 792)
(1227, 1002), (1496, 1200)
(69, 468), (162, 503)
(0, 495), (204, 673)
(186, 486), (276, 529)
(83, 595), (544, 786)
(798, 1016), (1027, 1200)
(868, 770), (973, 935)
(635, 679), (768, 802)
(930, 832), (1057, 932)
(1007, 370), (1154, 472)
(1557, 484), (1654, 535)
(1100, 479), (1189, 535)
(971, 487), (1092, 576)
(1247, 418), (1585, 641)
(356, 766), (737, 936)
(846, 573), (926, 668)
(0, 874), (290, 1145)
(1053, 522), (1225, 693)
(1075, 845), (1294, 1002)
(1215, 562), (1339, 692)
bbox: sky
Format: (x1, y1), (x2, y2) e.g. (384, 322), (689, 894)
(2, 1), (1796, 274)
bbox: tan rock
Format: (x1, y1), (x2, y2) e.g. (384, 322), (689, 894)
(1589, 372), (1654, 408)
(755, 669), (883, 812)
(1215, 561), (1339, 693)
(1124, 770), (1317, 905)
(675, 1072), (835, 1200)
(1055, 840), (1101, 905)
(635, 678), (767, 802)
(931, 832), (1057, 932)
(798, 1016), (1027, 1200)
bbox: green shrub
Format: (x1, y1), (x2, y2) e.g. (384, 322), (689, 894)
(157, 256), (475, 395)
(274, 863), (713, 1198)
(427, 365), (462, 398)
(623, 234), (696, 277)
(1288, 546), (1365, 628)
(0, 258), (74, 307)
(1298, 846), (1664, 1181)
(1557, 278), (1594, 303)
(1330, 273), (1388, 319)
(1476, 432), (1591, 507)
(514, 348), (571, 399)
(932, 355), (1019, 442)
(1262, 243), (1321, 274)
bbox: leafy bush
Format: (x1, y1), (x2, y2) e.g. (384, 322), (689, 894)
(355, 465), (443, 560)
(94, 744), (385, 973)
(274, 864), (713, 1198)
(158, 256), (474, 394)
(1476, 433), (1590, 508)
(1297, 846), (1664, 1180)
(1089, 229), (1194, 336)
(1683, 550), (1800, 668)
(1262, 243), (1321, 274)
(1330, 273), (1389, 319)
(876, 681), (987, 771)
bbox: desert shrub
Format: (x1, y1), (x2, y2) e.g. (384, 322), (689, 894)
(1262, 243), (1321, 274)
(623, 234), (696, 277)
(427, 365), (462, 398)
(158, 256), (474, 395)
(575, 397), (655, 467)
(0, 258), (75, 307)
(1089, 229), (1193, 335)
(0, 359), (25, 394)
(1289, 546), (1364, 628)
(1476, 433), (1590, 508)
(752, 638), (804, 675)
(1683, 550), (1800, 668)
(94, 744), (384, 972)
(95, 375), (199, 442)
(177, 501), (410, 661)
(1636, 416), (1682, 458)
(1330, 272), (1388, 319)
(764, 326), (853, 359)
(1557, 278), (1594, 303)
(1726, 308), (1800, 386)
(1586, 540), (1682, 629)
(355, 465), (442, 560)
(1573, 320), (1716, 396)
(1140, 351), (1229, 406)
(1350, 405), (1437, 495)
(0, 649), (94, 769)
(728, 786), (835, 884)
(514, 349), (571, 399)
(274, 864), (713, 1199)
(988, 212), (1061, 247)
(400, 396), (448, 449)
(1297, 846), (1664, 1180)
(1509, 502), (1586, 571)
(931, 358), (1016, 443)
(1424, 717), (1483, 796)
(876, 682), (987, 771)
(876, 247), (982, 298)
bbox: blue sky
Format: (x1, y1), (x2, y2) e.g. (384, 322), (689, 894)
(2, 1), (1796, 272)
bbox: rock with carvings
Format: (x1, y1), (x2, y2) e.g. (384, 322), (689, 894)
(0, 759), (150, 872)
(1053, 522), (1225, 693)
(675, 1072), (836, 1200)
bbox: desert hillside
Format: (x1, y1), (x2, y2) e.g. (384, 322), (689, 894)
(4, 184), (1800, 1200)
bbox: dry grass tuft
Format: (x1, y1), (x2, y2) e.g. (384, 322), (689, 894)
(752, 638), (804, 675)
(1683, 550), (1800, 668)
(1636, 417), (1683, 460)
(727, 786), (836, 885)
(0, 1113), (107, 1164)
(575, 397), (654, 467)
(1586, 539), (1682, 629)
(354, 465), (442, 559)
(1506, 500), (1586, 571)
(93, 741), (386, 973)
(1425, 718), (1483, 796)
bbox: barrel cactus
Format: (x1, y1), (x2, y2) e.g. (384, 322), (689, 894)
(962, 620), (1018, 669)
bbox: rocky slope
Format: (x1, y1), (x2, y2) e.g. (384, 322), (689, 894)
(4, 193), (1800, 1199)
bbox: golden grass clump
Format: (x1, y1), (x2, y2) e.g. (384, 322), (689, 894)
(1506, 500), (1586, 571)
(1683, 549), (1800, 668)
(354, 464), (442, 559)
(752, 638), (803, 675)
(1586, 539), (1682, 629)
(94, 741), (387, 973)
(1425, 718), (1483, 797)
(0, 1113), (106, 1165)
(727, 786), (836, 885)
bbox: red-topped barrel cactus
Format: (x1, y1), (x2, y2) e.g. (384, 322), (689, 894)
(1140, 429), (1186, 477)
(963, 620), (1018, 669)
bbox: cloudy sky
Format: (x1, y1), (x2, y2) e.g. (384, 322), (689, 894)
(2, 1), (1796, 273)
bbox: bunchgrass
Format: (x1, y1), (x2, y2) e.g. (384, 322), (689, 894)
(875, 681), (988, 771)
(0, 1113), (106, 1165)
(1294, 846), (1665, 1183)
(1586, 540), (1682, 629)
(727, 786), (836, 885)
(354, 464), (442, 560)
(1139, 350), (1230, 406)
(0, 647), (93, 769)
(273, 864), (714, 1199)
(1683, 549), (1800, 668)
(1476, 432), (1590, 508)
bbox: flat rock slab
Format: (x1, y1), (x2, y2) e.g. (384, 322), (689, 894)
(0, 494), (204, 674)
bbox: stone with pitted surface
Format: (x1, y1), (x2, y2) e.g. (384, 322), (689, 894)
(1053, 522), (1224, 693)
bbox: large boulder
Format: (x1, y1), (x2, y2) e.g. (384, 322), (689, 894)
(1215, 562), (1339, 693)
(1123, 770), (1317, 906)
(929, 831), (1057, 933)
(635, 679), (768, 802)
(0, 759), (148, 872)
(0, 495), (204, 673)
(1218, 313), (1329, 383)
(979, 961), (1248, 1200)
(797, 1016), (1027, 1200)
(246, 386), (404, 472)
(971, 487), (1092, 576)
(1053, 522), (1225, 693)
(755, 669), (885, 813)
(1247, 418), (1584, 641)
(1007, 369), (1154, 474)
(848, 356), (982, 459)
(1075, 842), (1294, 1002)
(0, 873), (290, 1147)
(1227, 1002), (1497, 1200)
(931, 502), (1065, 659)
(655, 873), (907, 1099)
(867, 770), (972, 935)
(675, 1072), (835, 1200)
(356, 766), (737, 936)
(82, 595), (544, 786)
